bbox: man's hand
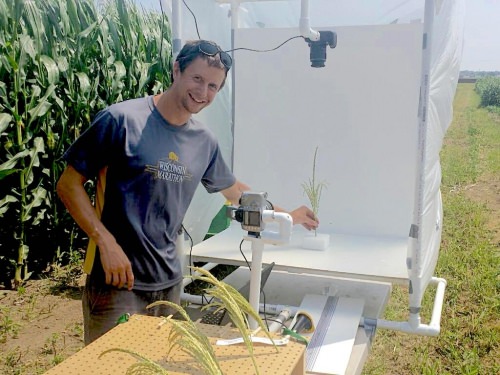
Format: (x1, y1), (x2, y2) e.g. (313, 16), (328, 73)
(289, 205), (319, 230)
(57, 165), (134, 290)
(99, 237), (134, 290)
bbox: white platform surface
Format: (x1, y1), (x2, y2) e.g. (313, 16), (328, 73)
(192, 222), (409, 283)
(301, 295), (365, 375)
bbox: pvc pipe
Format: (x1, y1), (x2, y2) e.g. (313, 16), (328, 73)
(230, 1), (240, 30)
(261, 211), (292, 244)
(180, 291), (299, 317)
(230, 1), (239, 169)
(406, 0), (437, 329)
(181, 292), (212, 305)
(267, 309), (292, 333)
(377, 277), (447, 337)
(299, 0), (320, 41)
(428, 277), (447, 328)
(171, 0), (182, 57)
(409, 0), (435, 281)
(245, 211), (292, 329)
(248, 237), (264, 330)
(181, 262), (218, 288)
(260, 303), (299, 316)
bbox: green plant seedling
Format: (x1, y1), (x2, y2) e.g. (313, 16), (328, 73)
(301, 146), (327, 236)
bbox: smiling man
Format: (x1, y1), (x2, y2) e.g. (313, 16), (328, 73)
(56, 40), (318, 345)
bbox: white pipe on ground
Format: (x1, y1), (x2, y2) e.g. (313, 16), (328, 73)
(181, 262), (219, 287)
(377, 277), (447, 336)
(181, 291), (299, 315)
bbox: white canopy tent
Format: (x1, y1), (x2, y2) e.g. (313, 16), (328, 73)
(163, 0), (465, 338)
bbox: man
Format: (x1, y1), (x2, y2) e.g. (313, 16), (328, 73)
(57, 40), (319, 344)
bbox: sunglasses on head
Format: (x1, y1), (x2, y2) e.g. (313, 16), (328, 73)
(198, 41), (232, 69)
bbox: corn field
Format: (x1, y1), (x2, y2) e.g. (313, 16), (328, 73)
(475, 76), (500, 107)
(0, 0), (172, 288)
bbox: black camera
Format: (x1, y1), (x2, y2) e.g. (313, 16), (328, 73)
(306, 30), (337, 68)
(227, 192), (269, 233)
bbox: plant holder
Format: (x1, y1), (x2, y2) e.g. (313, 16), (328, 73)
(302, 232), (330, 251)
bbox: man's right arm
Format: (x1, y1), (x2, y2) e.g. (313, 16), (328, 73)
(56, 165), (134, 290)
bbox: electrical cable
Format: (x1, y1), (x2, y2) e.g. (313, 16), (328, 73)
(265, 199), (274, 210)
(225, 35), (305, 54)
(181, 225), (216, 306)
(180, 1), (304, 55)
(239, 239), (251, 270)
(182, 224), (194, 276)
(182, 0), (201, 39)
(265, 318), (288, 330)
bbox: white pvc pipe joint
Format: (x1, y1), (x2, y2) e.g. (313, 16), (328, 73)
(300, 0), (320, 41)
(377, 277), (447, 336)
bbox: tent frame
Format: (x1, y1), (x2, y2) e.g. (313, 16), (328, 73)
(170, 0), (457, 337)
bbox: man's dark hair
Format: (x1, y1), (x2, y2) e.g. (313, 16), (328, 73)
(173, 40), (230, 89)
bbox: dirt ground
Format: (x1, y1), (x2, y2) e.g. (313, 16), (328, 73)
(0, 276), (85, 374)
(0, 176), (498, 374)
(463, 174), (500, 246)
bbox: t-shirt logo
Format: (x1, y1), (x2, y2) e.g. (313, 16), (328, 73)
(145, 152), (192, 183)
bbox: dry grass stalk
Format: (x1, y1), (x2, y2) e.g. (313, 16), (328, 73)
(189, 266), (278, 375)
(147, 300), (223, 375)
(99, 267), (277, 375)
(99, 348), (169, 374)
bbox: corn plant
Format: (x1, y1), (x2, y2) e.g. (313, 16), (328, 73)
(475, 76), (500, 107)
(0, 0), (172, 287)
(301, 146), (327, 235)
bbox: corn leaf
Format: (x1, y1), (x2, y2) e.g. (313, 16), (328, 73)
(75, 72), (91, 95)
(28, 85), (56, 121)
(39, 55), (59, 85)
(0, 195), (17, 216)
(0, 149), (30, 172)
(22, 185), (47, 222)
(0, 112), (12, 133)
(19, 34), (37, 63)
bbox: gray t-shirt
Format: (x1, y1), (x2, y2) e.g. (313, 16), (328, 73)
(64, 96), (235, 291)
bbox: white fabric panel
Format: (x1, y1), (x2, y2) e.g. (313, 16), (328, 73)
(169, 1), (234, 244)
(233, 23), (422, 238)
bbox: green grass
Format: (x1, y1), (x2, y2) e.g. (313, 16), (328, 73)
(363, 83), (500, 375)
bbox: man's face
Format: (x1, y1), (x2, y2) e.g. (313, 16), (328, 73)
(172, 57), (226, 115)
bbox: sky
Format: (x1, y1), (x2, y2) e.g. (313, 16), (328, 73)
(138, 0), (500, 72)
(461, 0), (500, 71)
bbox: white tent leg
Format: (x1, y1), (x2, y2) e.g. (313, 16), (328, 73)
(171, 0), (182, 57)
(376, 277), (447, 336)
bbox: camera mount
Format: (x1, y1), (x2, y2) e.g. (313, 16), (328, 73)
(227, 192), (293, 328)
